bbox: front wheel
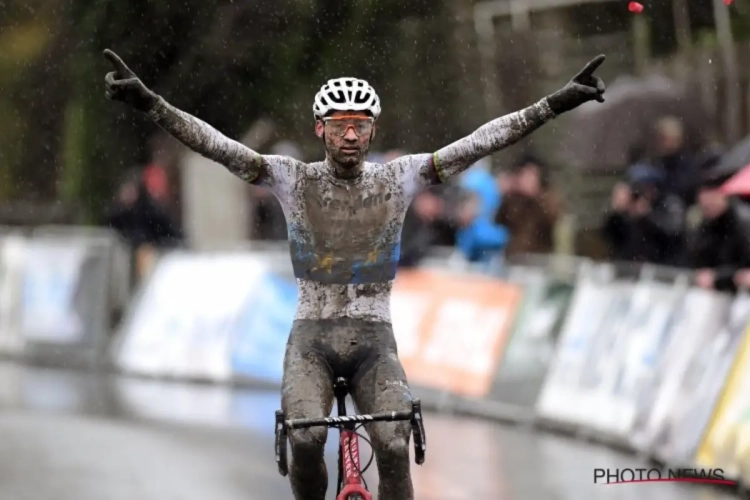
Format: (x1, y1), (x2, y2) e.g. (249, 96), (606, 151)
(347, 496), (364, 500)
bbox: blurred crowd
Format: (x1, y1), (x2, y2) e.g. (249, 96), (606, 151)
(600, 117), (750, 293)
(395, 152), (563, 269)
(104, 115), (750, 295)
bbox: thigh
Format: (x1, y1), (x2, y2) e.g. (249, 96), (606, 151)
(281, 321), (335, 421)
(350, 326), (413, 444)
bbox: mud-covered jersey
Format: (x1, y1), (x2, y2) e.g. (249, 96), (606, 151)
(146, 96), (556, 321)
(251, 155), (432, 321)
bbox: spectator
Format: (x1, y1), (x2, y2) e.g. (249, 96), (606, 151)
(394, 148), (450, 267)
(454, 157), (511, 263)
(142, 162), (171, 206)
(427, 183), (462, 247)
(398, 148), (474, 266)
(651, 116), (699, 205)
(494, 154), (562, 258)
(686, 146), (725, 230)
(106, 169), (184, 250)
(734, 268), (750, 290)
(382, 148), (459, 248)
(601, 163), (686, 265)
(399, 191), (443, 267)
(690, 165), (750, 293)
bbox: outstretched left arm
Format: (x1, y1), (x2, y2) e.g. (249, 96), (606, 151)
(430, 98), (555, 183)
(426, 54), (607, 184)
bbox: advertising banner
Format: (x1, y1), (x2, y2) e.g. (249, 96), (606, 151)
(115, 253), (269, 381)
(739, 394), (750, 485)
(489, 271), (574, 409)
(230, 273), (298, 384)
(696, 318), (750, 479)
(0, 237), (24, 354)
(534, 278), (620, 425)
(567, 281), (636, 430)
(654, 294), (750, 466)
(19, 240), (88, 343)
(629, 288), (732, 454)
(579, 281), (684, 436)
(391, 269), (522, 398)
(739, 406), (750, 485)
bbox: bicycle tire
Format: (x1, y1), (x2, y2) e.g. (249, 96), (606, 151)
(347, 496), (364, 500)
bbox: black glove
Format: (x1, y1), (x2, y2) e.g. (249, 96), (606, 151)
(546, 55), (606, 115)
(103, 49), (160, 112)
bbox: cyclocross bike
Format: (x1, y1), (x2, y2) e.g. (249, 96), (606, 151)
(275, 377), (427, 500)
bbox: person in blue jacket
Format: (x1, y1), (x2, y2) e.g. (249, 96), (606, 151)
(456, 157), (512, 262)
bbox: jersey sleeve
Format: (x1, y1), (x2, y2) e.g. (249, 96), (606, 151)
(432, 98), (555, 182)
(146, 97), (304, 203)
(147, 97), (265, 183)
(387, 153), (438, 199)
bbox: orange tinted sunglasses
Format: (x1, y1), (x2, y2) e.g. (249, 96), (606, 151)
(322, 115), (374, 137)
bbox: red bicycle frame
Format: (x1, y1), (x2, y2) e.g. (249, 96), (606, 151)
(337, 428), (371, 500)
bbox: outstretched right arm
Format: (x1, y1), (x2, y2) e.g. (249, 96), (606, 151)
(146, 97), (264, 184)
(103, 49), (271, 185)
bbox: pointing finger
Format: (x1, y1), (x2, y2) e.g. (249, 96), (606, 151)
(103, 49), (135, 78)
(577, 54), (606, 78)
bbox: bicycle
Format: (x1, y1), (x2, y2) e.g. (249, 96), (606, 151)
(275, 377), (427, 500)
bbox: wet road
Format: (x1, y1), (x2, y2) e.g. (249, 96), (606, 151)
(0, 362), (737, 500)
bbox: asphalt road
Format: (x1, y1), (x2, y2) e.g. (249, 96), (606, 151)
(0, 362), (737, 500)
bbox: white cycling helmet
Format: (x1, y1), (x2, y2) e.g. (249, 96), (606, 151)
(313, 77), (381, 121)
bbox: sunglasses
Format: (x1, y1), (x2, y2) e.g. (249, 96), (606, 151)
(322, 115), (374, 137)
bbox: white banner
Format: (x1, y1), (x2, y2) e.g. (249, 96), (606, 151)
(629, 288), (732, 453)
(535, 278), (620, 424)
(655, 294), (750, 465)
(696, 319), (750, 480)
(0, 236), (25, 354)
(568, 281), (684, 436)
(19, 240), (88, 343)
(115, 252), (270, 381)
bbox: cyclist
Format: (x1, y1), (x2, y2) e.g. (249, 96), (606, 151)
(103, 48), (606, 500)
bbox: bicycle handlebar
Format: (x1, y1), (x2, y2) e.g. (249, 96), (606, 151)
(274, 398), (426, 477)
(285, 410), (413, 430)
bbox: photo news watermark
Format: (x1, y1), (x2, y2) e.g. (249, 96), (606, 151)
(594, 468), (737, 485)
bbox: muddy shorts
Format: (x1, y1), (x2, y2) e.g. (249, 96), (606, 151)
(281, 318), (414, 500)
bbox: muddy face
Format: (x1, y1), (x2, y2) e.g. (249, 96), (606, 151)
(315, 111), (375, 176)
(325, 130), (371, 170)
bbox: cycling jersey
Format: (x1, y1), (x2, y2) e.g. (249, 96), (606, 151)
(146, 96), (556, 322)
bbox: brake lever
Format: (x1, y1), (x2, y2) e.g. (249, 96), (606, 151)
(274, 410), (289, 476)
(411, 399), (426, 465)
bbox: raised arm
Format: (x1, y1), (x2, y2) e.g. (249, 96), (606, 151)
(431, 55), (607, 183)
(103, 49), (264, 184)
(145, 98), (262, 183)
